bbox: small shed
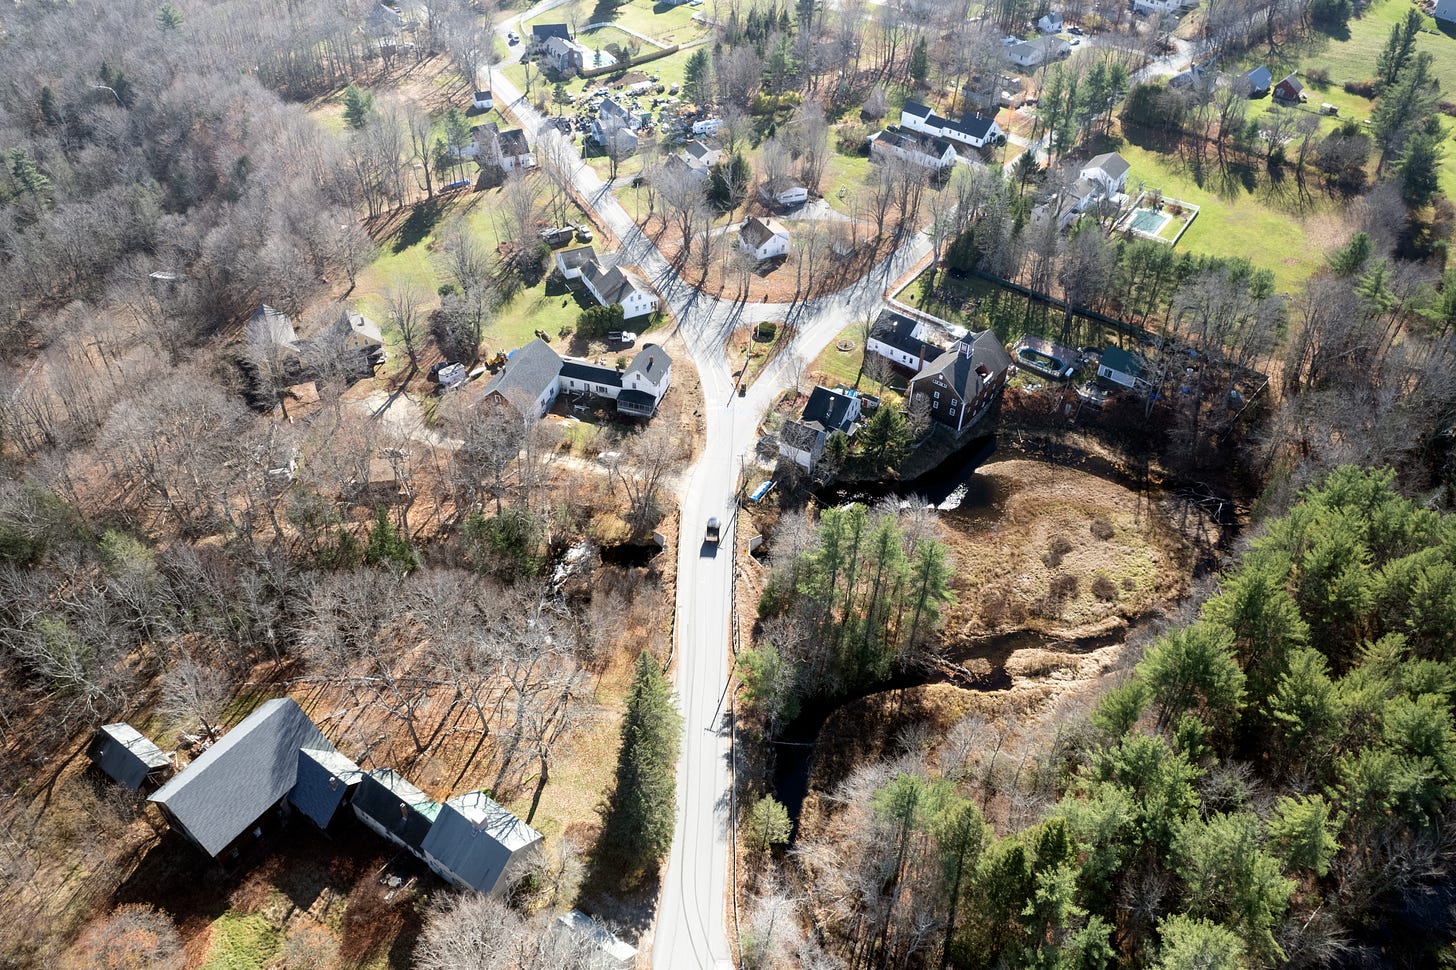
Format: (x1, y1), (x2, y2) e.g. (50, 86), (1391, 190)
(1273, 73), (1305, 102)
(1097, 345), (1146, 389)
(88, 723), (171, 791)
(472, 89), (493, 111)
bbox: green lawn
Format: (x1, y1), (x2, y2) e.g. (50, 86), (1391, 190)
(351, 176), (599, 361)
(521, 0), (709, 46)
(1113, 138), (1341, 292)
(809, 324), (868, 389)
(200, 912), (282, 970)
(1225, 0), (1456, 219)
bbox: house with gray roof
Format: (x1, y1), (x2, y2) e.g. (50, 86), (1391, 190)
(580, 261), (659, 319)
(289, 747), (364, 830)
(778, 385), (864, 470)
(869, 126), (958, 171)
(480, 337), (672, 419)
(480, 339), (566, 418)
(149, 698), (337, 859)
(419, 791), (543, 896)
(908, 331), (1013, 433)
(555, 245), (598, 280)
(1240, 65), (1273, 97)
(88, 723), (172, 791)
(352, 768), (441, 852)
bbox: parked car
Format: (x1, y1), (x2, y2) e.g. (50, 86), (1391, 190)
(506, 31), (519, 44)
(1068, 24), (1084, 34)
(575, 225), (594, 242)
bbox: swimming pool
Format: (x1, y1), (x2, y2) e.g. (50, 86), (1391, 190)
(1128, 208), (1171, 236)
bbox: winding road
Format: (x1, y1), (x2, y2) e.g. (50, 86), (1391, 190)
(488, 12), (932, 964)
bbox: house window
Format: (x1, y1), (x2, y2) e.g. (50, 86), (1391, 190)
(597, 384), (607, 393)
(933, 391), (940, 399)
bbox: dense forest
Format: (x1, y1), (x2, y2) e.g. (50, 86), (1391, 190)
(763, 467), (1456, 968)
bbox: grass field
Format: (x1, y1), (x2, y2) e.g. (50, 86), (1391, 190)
(350, 177), (598, 361)
(1113, 137), (1346, 291)
(1231, 0), (1456, 197)
(808, 324), (868, 389)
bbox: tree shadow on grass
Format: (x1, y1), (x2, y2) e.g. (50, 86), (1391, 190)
(392, 201), (446, 254)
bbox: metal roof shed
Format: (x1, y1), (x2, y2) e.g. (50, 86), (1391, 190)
(88, 723), (171, 791)
(420, 791), (543, 895)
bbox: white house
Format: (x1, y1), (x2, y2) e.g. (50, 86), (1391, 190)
(1006, 36), (1070, 69)
(480, 338), (673, 418)
(866, 308), (947, 373)
(1438, 0), (1456, 23)
(869, 126), (957, 170)
(472, 89), (493, 111)
(494, 128), (534, 171)
(778, 385), (864, 470)
(1079, 152), (1129, 195)
(758, 175), (809, 208)
(739, 216), (791, 261)
(900, 101), (1004, 150)
(581, 260), (659, 320)
(1096, 345), (1148, 390)
(1038, 11), (1064, 32)
(1133, 0), (1196, 13)
(665, 140), (719, 182)
(555, 245), (597, 280)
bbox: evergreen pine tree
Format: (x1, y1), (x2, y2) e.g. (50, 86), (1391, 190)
(599, 653), (683, 880)
(908, 36), (929, 85)
(343, 84), (375, 130)
(364, 507), (414, 572)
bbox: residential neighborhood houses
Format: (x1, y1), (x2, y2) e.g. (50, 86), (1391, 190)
(480, 337), (673, 419)
(758, 174), (809, 209)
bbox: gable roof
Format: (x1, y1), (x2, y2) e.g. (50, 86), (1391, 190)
(531, 22), (571, 42)
(556, 245), (598, 271)
(801, 386), (859, 434)
(248, 304), (299, 348)
(1100, 345), (1144, 377)
(683, 139), (719, 164)
(419, 791), (542, 893)
(582, 261), (646, 305)
(874, 125), (956, 160)
(780, 419), (825, 453)
(289, 748), (363, 829)
(901, 99), (933, 120)
(869, 309), (943, 361)
(1275, 73), (1303, 93)
(1243, 65), (1272, 90)
(1083, 151), (1129, 180)
(740, 216), (789, 249)
(479, 338), (562, 413)
(149, 698), (333, 856)
(352, 768), (440, 850)
(915, 331), (1012, 400)
(561, 358), (623, 387)
(338, 309), (383, 345)
(89, 723), (170, 790)
(625, 343), (671, 387)
(599, 97), (630, 122)
(951, 113), (998, 140)
(498, 128), (530, 157)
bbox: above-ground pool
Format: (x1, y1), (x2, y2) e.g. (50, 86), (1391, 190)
(1127, 208), (1171, 236)
(1016, 347), (1074, 378)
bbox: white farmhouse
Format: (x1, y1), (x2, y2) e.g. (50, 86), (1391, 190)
(739, 216), (791, 261)
(581, 261), (659, 320)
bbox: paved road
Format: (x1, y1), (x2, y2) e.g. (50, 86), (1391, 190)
(488, 14), (930, 963)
